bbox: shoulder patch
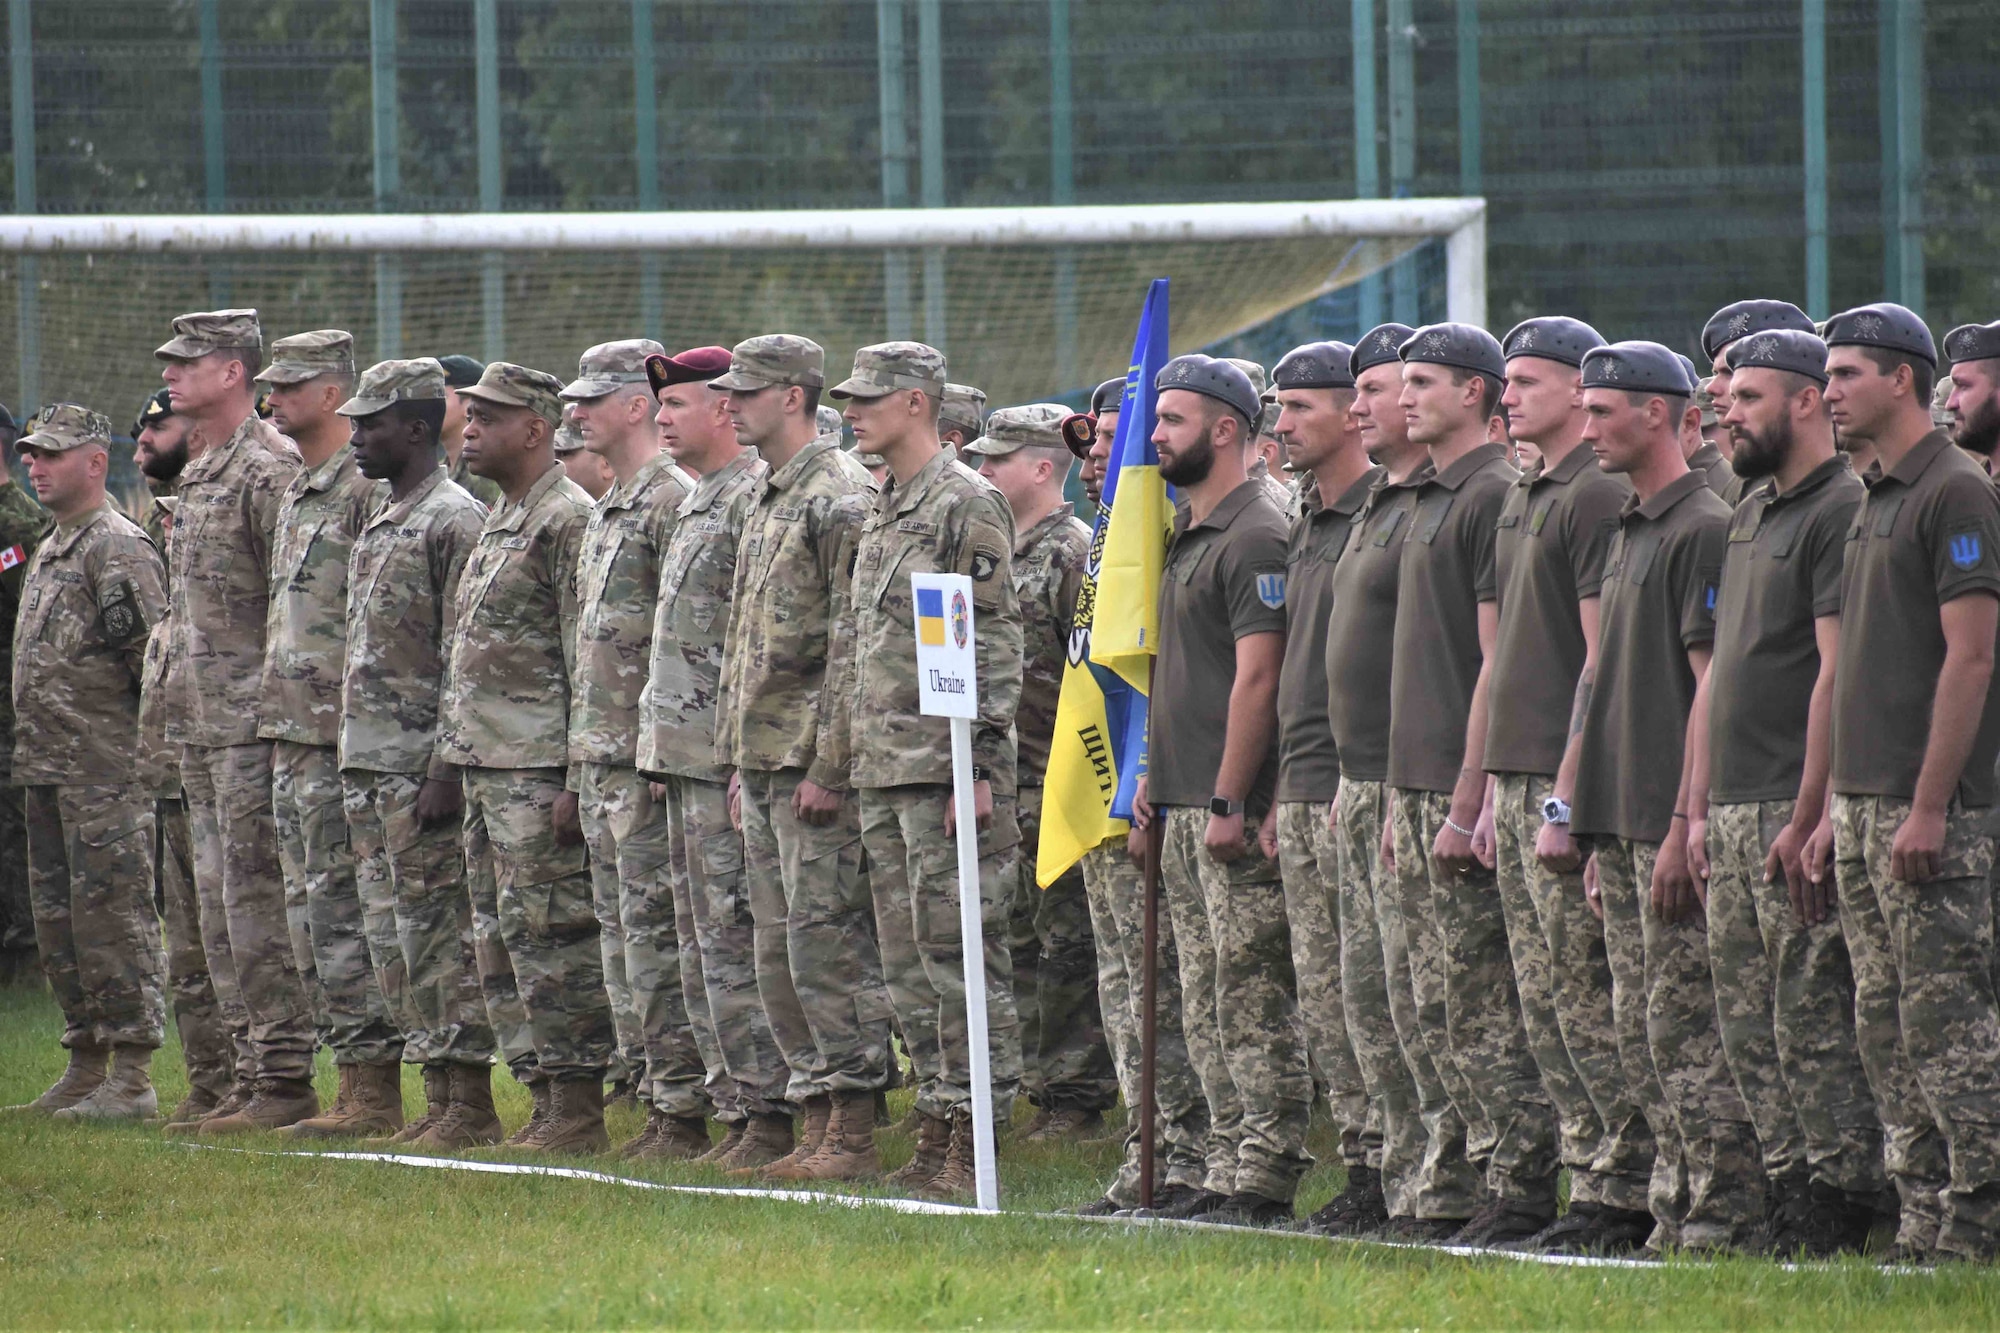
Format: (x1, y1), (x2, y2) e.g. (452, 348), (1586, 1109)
(1950, 529), (1985, 571)
(970, 549), (1000, 582)
(1703, 579), (1718, 612)
(98, 581), (146, 646)
(1256, 570), (1287, 609)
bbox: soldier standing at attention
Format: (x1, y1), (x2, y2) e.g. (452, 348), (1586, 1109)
(713, 336), (893, 1177)
(560, 339), (701, 1133)
(965, 403), (1117, 1140)
(1700, 301), (1819, 432)
(1682, 329), (1879, 1255)
(0, 400), (46, 987)
(938, 384), (987, 453)
(154, 309), (316, 1136)
(1824, 305), (2000, 1265)
(1941, 321), (2000, 466)
(437, 355), (503, 509)
(554, 407), (618, 502)
(441, 362), (610, 1154)
(1557, 341), (1752, 1253)
(337, 359), (497, 1149)
(1133, 353), (1307, 1228)
(7, 406), (168, 1118)
(1254, 341), (1385, 1223)
(1484, 317), (1655, 1255)
(831, 341), (1024, 1200)
(636, 348), (792, 1168)
(254, 330), (411, 1140)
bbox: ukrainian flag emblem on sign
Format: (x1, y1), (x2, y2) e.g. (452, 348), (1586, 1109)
(917, 585), (948, 646)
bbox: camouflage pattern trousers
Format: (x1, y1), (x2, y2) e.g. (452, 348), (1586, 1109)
(342, 769), (493, 1068)
(273, 741), (402, 1067)
(1011, 786), (1118, 1112)
(738, 767), (895, 1102)
(182, 742), (316, 1083)
(1595, 837), (1761, 1249)
(159, 794), (233, 1100)
(25, 783), (164, 1050)
(0, 776), (30, 956)
(1493, 774), (1652, 1213)
(1708, 800), (1883, 1196)
(1391, 788), (1559, 1211)
(1331, 778), (1434, 1219)
(576, 762), (705, 1115)
(1833, 795), (2000, 1259)
(862, 784), (1023, 1124)
(1160, 805), (1313, 1203)
(1081, 836), (1209, 1207)
(1274, 799), (1374, 1170)
(664, 773), (789, 1121)
(462, 766), (614, 1082)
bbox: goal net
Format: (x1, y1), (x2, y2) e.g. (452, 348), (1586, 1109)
(0, 199), (1485, 423)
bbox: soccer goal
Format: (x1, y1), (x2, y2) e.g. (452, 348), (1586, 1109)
(0, 198), (1485, 420)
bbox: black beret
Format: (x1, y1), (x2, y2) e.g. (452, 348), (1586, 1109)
(1154, 354), (1260, 426)
(1091, 377), (1126, 415)
(1580, 341), (1694, 396)
(1273, 340), (1356, 391)
(1675, 354), (1703, 394)
(1700, 299), (1814, 360)
(1351, 323), (1418, 377)
(1823, 302), (1936, 366)
(1398, 322), (1507, 383)
(1502, 316), (1604, 368)
(134, 388), (173, 434)
(1724, 328), (1829, 385)
(436, 354), (487, 389)
(1944, 321), (2000, 365)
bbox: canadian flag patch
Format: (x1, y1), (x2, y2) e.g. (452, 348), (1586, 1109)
(0, 545), (22, 571)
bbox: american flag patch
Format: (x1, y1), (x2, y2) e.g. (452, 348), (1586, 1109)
(0, 545), (23, 571)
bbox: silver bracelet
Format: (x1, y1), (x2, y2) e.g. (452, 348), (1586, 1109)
(1443, 816), (1474, 838)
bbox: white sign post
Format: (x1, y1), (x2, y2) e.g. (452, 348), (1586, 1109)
(910, 571), (998, 1212)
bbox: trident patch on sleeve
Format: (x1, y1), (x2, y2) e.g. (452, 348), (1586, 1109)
(1950, 530), (1984, 571)
(1256, 571), (1287, 609)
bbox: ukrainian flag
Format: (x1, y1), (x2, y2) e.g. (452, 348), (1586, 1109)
(917, 586), (947, 646)
(1036, 279), (1173, 886)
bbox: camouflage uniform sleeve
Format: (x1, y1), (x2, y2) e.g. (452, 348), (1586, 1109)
(553, 501), (587, 791)
(428, 505), (482, 783)
(91, 527), (169, 690)
(957, 492), (1022, 785)
(810, 492), (866, 792)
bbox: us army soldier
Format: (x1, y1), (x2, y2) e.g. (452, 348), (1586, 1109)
(938, 383), (987, 452)
(9, 405), (168, 1119)
(438, 355), (504, 509)
(0, 402), (46, 985)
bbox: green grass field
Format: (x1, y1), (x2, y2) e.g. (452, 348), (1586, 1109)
(5, 984), (2000, 1329)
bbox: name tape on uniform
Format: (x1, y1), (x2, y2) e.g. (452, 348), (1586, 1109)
(913, 572), (978, 719)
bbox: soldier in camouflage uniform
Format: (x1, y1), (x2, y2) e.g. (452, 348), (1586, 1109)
(339, 359), (498, 1149)
(154, 310), (319, 1135)
(0, 401), (46, 985)
(8, 405), (168, 1118)
(713, 335), (895, 1176)
(441, 361), (613, 1154)
(439, 355), (504, 510)
(965, 403), (1118, 1139)
(937, 383), (987, 452)
(554, 407), (618, 502)
(559, 339), (714, 1155)
(829, 341), (1025, 1200)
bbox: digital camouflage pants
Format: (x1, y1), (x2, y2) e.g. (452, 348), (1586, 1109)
(1274, 799), (1373, 1170)
(159, 794), (232, 1100)
(0, 775), (30, 957)
(1012, 786), (1117, 1112)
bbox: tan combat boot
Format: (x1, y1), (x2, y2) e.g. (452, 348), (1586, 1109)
(417, 1064), (505, 1149)
(516, 1077), (608, 1156)
(54, 1046), (157, 1122)
(918, 1110), (977, 1200)
(13, 1044), (107, 1113)
(757, 1095), (831, 1181)
(887, 1110), (951, 1190)
(622, 1108), (710, 1162)
(1023, 1105), (1104, 1143)
(793, 1090), (881, 1182)
(719, 1112), (795, 1176)
(160, 1085), (222, 1130)
(497, 1075), (552, 1148)
(199, 1076), (319, 1135)
(281, 1062), (403, 1139)
(375, 1065), (450, 1144)
(693, 1119), (745, 1165)
(165, 1075), (251, 1136)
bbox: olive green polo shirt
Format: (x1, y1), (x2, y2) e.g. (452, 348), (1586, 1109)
(1707, 455), (1864, 804)
(1572, 470), (1729, 843)
(1483, 444), (1630, 777)
(1386, 442), (1518, 794)
(1689, 439), (1744, 507)
(1831, 429), (2000, 806)
(1325, 466), (1431, 784)
(1276, 465), (1382, 803)
(1149, 479), (1290, 814)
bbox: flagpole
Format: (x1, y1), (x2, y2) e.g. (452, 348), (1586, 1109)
(1138, 660), (1160, 1211)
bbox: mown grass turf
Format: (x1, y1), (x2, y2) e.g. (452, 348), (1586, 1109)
(4, 984), (1999, 1329)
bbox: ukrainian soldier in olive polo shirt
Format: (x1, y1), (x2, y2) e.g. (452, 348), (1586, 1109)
(1682, 328), (1880, 1256)
(1679, 352), (1741, 506)
(1484, 317), (1655, 1254)
(1252, 341), (1384, 1219)
(1324, 323), (1468, 1236)
(1134, 353), (1308, 1228)
(1701, 300), (1819, 432)
(1381, 323), (1555, 1245)
(1825, 304), (2000, 1264)
(1556, 341), (1754, 1253)
(1943, 320), (2000, 465)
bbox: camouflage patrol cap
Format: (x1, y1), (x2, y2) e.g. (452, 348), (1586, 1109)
(337, 357), (448, 417)
(939, 383), (987, 436)
(17, 402), (112, 454)
(155, 308), (262, 362)
(561, 338), (667, 401)
(815, 404), (845, 436)
(454, 361), (565, 425)
(960, 403), (1070, 459)
(710, 335), (825, 392)
(1933, 375), (1957, 430)
(1694, 383), (1719, 429)
(553, 407), (585, 455)
(830, 341), (947, 400)
(1223, 358), (1268, 398)
(255, 329), (356, 385)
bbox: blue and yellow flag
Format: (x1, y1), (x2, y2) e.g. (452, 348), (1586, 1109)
(916, 586), (947, 645)
(1036, 279), (1173, 886)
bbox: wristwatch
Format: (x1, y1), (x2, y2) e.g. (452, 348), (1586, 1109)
(1541, 794), (1572, 826)
(1209, 795), (1243, 818)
